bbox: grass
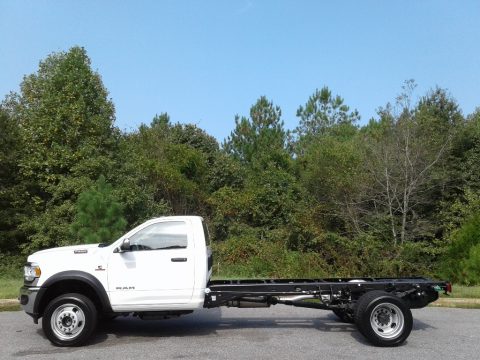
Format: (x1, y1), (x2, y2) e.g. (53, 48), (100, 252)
(0, 277), (23, 299)
(0, 276), (22, 311)
(0, 303), (20, 312)
(445, 303), (480, 309)
(0, 254), (24, 303)
(430, 300), (480, 309)
(441, 285), (480, 299)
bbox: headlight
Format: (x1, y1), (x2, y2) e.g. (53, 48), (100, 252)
(24, 263), (41, 282)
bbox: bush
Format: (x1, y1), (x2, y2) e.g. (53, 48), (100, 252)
(211, 229), (444, 280)
(211, 233), (330, 278)
(0, 253), (24, 278)
(458, 243), (480, 285)
(441, 212), (480, 285)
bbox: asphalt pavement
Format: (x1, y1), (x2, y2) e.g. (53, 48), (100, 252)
(1, 306), (479, 359)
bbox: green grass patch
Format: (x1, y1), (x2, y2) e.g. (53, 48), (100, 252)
(440, 285), (480, 299)
(0, 277), (23, 299)
(0, 303), (20, 312)
(430, 302), (480, 309)
(0, 254), (24, 300)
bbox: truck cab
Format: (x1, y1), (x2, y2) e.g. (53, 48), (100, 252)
(20, 216), (212, 345)
(106, 216), (211, 311)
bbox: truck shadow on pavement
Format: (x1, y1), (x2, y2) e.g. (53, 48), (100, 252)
(79, 308), (436, 348)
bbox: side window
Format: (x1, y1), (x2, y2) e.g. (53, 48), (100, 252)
(129, 221), (188, 251)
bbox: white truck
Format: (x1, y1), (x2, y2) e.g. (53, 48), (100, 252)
(19, 216), (451, 347)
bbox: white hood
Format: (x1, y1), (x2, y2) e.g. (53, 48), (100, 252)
(32, 243), (102, 256)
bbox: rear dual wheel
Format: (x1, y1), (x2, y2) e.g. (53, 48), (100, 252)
(354, 291), (412, 347)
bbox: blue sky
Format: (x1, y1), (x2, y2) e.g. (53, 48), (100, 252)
(1, 0), (479, 141)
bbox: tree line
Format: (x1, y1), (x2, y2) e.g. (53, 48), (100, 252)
(1, 47), (479, 284)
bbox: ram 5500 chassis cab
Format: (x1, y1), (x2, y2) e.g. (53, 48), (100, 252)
(19, 216), (450, 347)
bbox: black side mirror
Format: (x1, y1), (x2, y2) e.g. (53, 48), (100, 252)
(120, 238), (131, 252)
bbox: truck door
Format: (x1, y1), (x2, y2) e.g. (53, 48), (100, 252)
(107, 220), (195, 308)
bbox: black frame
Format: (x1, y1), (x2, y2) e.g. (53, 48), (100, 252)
(204, 277), (449, 310)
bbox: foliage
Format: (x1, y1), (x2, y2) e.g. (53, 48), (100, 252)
(211, 235), (330, 278)
(224, 96), (290, 169)
(0, 253), (24, 278)
(460, 109), (480, 190)
(441, 212), (480, 285)
(298, 123), (364, 234)
(0, 253), (23, 300)
(2, 46), (118, 253)
(119, 114), (214, 216)
(294, 86), (360, 154)
(0, 108), (24, 251)
(70, 176), (127, 245)
(1, 47), (480, 283)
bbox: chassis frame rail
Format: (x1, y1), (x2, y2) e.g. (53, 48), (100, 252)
(204, 277), (449, 309)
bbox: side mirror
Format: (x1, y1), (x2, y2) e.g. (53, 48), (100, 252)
(115, 238), (130, 253)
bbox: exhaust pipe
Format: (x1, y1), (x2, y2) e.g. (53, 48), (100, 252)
(226, 300), (270, 308)
(275, 295), (315, 302)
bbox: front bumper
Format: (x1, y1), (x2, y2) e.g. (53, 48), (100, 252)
(19, 286), (41, 323)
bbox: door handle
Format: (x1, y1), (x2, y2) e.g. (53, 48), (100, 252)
(171, 257), (187, 262)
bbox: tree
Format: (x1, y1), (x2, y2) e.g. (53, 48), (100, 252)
(212, 97), (301, 243)
(118, 113), (219, 217)
(71, 176), (127, 244)
(362, 82), (457, 244)
(170, 122), (219, 160)
(295, 87), (360, 148)
(224, 96), (289, 169)
(3, 47), (119, 251)
(299, 123), (364, 234)
(441, 211), (480, 285)
(0, 108), (24, 251)
(15, 47), (117, 183)
(458, 109), (480, 190)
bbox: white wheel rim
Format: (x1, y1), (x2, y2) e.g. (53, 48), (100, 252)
(50, 303), (86, 341)
(370, 303), (405, 339)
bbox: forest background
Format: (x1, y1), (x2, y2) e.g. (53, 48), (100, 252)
(1, 47), (480, 288)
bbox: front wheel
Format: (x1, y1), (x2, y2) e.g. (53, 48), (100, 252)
(42, 293), (98, 346)
(354, 290), (412, 347)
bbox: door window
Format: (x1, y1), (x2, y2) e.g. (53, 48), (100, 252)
(128, 221), (188, 251)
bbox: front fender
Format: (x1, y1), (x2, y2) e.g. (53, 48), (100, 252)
(34, 270), (112, 318)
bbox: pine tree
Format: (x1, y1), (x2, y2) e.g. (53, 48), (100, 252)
(71, 176), (127, 245)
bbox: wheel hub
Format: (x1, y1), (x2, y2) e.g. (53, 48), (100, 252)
(370, 303), (405, 339)
(376, 310), (391, 326)
(61, 315), (73, 327)
(51, 303), (86, 341)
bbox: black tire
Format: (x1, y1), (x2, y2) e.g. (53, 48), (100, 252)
(42, 293), (98, 347)
(332, 308), (355, 323)
(354, 290), (412, 347)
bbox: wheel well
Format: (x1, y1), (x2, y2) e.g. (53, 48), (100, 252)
(37, 280), (104, 317)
